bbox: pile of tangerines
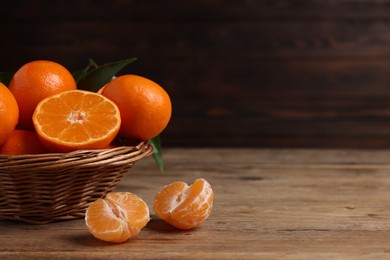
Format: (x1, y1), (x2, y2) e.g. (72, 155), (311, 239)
(0, 60), (214, 243)
(0, 60), (171, 155)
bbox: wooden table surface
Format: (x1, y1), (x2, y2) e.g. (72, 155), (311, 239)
(2, 148), (390, 259)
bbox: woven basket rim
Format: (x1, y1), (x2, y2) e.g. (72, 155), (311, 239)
(0, 140), (150, 158)
(0, 141), (153, 170)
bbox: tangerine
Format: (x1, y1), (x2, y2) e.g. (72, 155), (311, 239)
(0, 129), (48, 155)
(32, 90), (121, 153)
(153, 178), (214, 230)
(0, 82), (19, 146)
(85, 192), (150, 243)
(8, 60), (77, 129)
(101, 74), (172, 141)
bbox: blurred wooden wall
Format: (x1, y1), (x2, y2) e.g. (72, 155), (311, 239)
(1, 0), (390, 148)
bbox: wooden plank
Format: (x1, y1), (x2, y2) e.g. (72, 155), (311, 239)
(2, 58), (390, 96)
(159, 61), (390, 96)
(1, 149), (390, 259)
(1, 21), (390, 62)
(1, 0), (389, 20)
(161, 95), (390, 147)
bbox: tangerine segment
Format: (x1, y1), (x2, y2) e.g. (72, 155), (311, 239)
(32, 90), (121, 153)
(85, 192), (150, 243)
(153, 178), (214, 230)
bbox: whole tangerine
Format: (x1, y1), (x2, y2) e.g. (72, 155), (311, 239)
(8, 60), (77, 129)
(0, 129), (48, 155)
(101, 74), (172, 141)
(0, 82), (19, 146)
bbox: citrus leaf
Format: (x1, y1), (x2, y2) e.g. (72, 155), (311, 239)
(0, 71), (14, 86)
(72, 70), (87, 82)
(77, 58), (137, 92)
(150, 135), (165, 173)
(72, 59), (99, 82)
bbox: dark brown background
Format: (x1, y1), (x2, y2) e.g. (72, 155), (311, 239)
(1, 0), (390, 148)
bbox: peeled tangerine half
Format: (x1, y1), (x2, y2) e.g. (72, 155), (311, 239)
(32, 90), (121, 153)
(85, 192), (150, 243)
(153, 178), (214, 230)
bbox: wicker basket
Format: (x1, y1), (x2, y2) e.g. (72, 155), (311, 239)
(0, 141), (153, 224)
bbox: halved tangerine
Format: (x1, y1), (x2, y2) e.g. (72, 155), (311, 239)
(153, 178), (214, 230)
(32, 90), (121, 153)
(85, 192), (150, 243)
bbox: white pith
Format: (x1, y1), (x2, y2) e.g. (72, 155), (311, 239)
(67, 111), (87, 124)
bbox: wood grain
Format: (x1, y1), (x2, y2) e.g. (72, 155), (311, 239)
(1, 148), (390, 259)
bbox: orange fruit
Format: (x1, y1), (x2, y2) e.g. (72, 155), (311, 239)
(101, 74), (172, 141)
(153, 178), (213, 230)
(85, 192), (150, 243)
(32, 90), (121, 153)
(0, 129), (48, 155)
(0, 82), (19, 146)
(97, 84), (107, 94)
(8, 60), (77, 129)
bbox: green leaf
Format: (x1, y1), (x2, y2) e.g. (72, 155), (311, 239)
(150, 135), (165, 173)
(72, 58), (99, 82)
(0, 71), (14, 86)
(76, 58), (137, 92)
(72, 70), (86, 82)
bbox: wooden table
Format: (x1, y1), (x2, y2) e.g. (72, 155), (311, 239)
(1, 148), (390, 259)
